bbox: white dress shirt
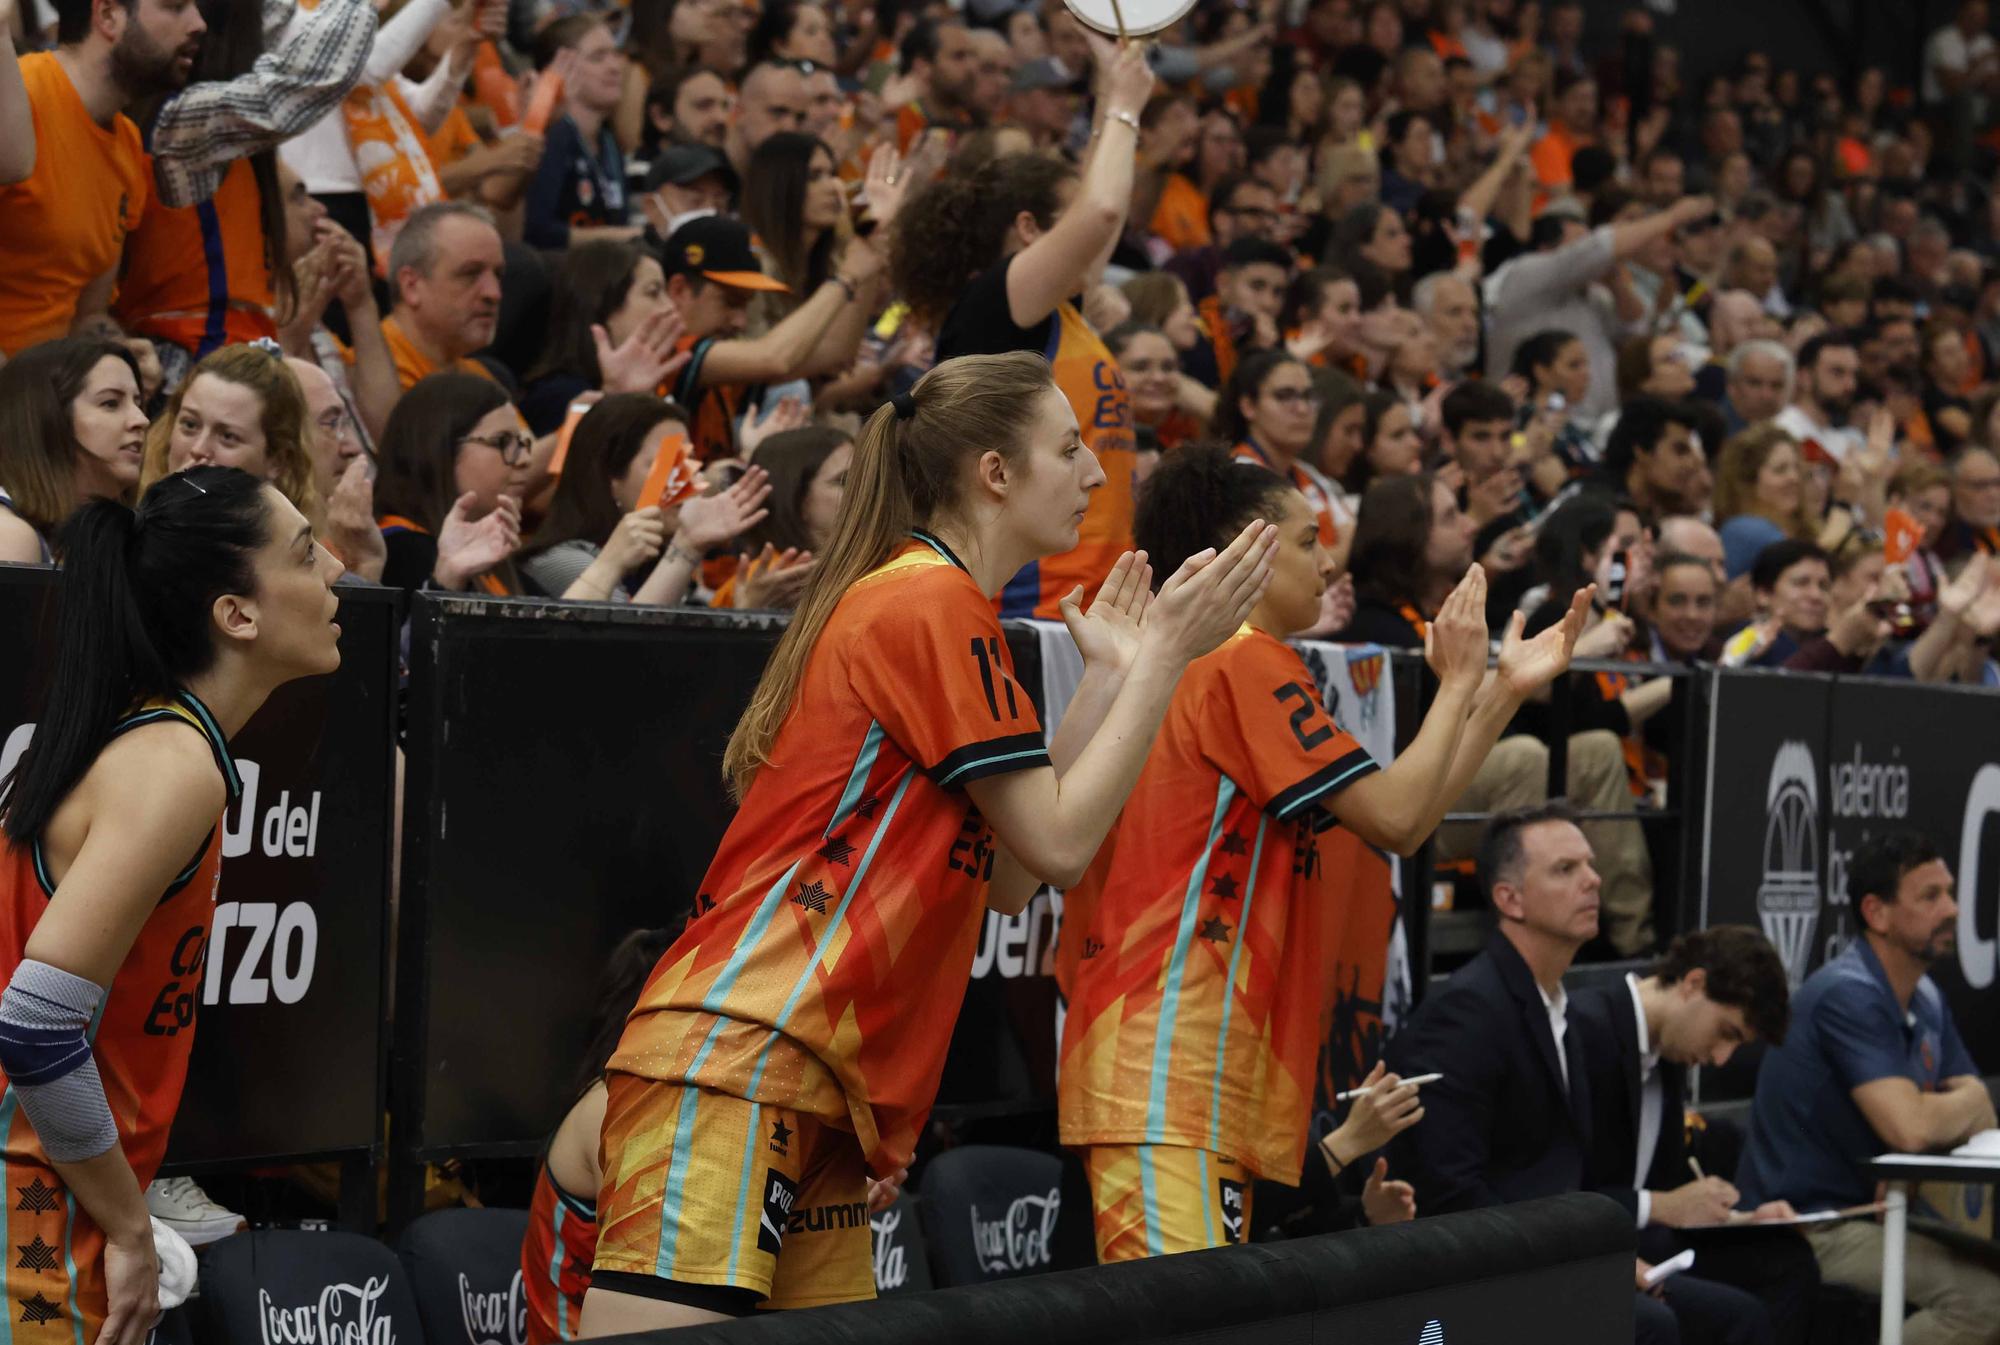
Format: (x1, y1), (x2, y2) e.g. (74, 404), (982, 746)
(1628, 973), (1664, 1229)
(1537, 981), (1570, 1091)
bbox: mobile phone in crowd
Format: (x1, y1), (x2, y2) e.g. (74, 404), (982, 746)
(1604, 549), (1628, 608)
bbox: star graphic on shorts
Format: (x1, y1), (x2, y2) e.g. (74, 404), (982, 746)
(1218, 830), (1250, 857)
(17, 1293), (59, 1325)
(817, 837), (856, 867)
(854, 796), (882, 820)
(1199, 916), (1232, 943)
(1209, 873), (1240, 901)
(1080, 937), (1105, 960)
(14, 1238), (56, 1273)
(771, 1118), (793, 1147)
(13, 1181), (57, 1215)
(791, 880), (831, 914)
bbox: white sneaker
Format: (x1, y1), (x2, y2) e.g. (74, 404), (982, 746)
(145, 1176), (247, 1246)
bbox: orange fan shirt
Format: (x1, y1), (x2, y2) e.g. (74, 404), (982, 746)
(423, 99), (484, 174)
(1232, 439), (1339, 549)
(380, 315), (500, 390)
(115, 157), (277, 358)
(997, 302), (1137, 618)
(0, 694), (236, 1200)
(0, 54), (150, 356)
(1058, 627), (1378, 1181)
(669, 333), (747, 463)
(1149, 173), (1211, 254)
(608, 533), (1050, 1175)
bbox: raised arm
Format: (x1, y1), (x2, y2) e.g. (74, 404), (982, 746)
(0, 0), (33, 184)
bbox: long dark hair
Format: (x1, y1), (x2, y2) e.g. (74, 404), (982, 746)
(1347, 471), (1437, 609)
(527, 241), (653, 387)
(571, 927), (676, 1099)
(741, 132), (839, 298)
(890, 153), (1076, 324)
(524, 395), (689, 558)
(740, 425), (849, 554)
(374, 374), (514, 533)
(184, 0), (292, 320)
(1, 467), (269, 844)
(0, 337), (142, 538)
(1533, 495), (1617, 600)
(1135, 442), (1291, 579)
(1212, 349), (1303, 446)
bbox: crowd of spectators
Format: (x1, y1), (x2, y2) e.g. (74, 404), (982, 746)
(8, 0), (2000, 983)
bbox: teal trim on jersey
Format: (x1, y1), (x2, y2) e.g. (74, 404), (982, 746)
(1145, 778), (1236, 1144)
(547, 1198), (572, 1339)
(1206, 813), (1268, 1149)
(649, 1084), (705, 1279)
(1138, 1145), (1163, 1259)
(1196, 1149), (1217, 1248)
(724, 1101), (765, 1284)
(826, 722), (883, 839)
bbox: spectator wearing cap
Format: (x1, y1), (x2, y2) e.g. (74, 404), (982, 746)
(725, 60), (810, 178)
(380, 202), (508, 391)
(526, 16), (638, 251)
(637, 144), (737, 246)
(1485, 195), (1717, 426)
(655, 215), (881, 462)
(1010, 57), (1081, 153)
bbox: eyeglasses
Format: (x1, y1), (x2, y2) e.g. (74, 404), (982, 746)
(461, 430), (535, 466)
(1265, 388), (1323, 408)
(767, 57), (822, 76)
(315, 407), (357, 442)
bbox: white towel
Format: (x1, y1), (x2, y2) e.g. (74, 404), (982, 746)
(154, 1218), (197, 1311)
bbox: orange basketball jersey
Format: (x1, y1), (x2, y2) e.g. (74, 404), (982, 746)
(997, 303), (1137, 618)
(115, 157), (278, 358)
(0, 55), (150, 357)
(610, 534), (1049, 1175)
(1058, 627), (1378, 1181)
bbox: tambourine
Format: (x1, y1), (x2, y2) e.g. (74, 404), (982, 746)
(1060, 0), (1197, 38)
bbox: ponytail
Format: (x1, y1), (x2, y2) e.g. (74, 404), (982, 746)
(723, 352), (1054, 797)
(2, 466), (269, 845)
(1134, 442), (1291, 581)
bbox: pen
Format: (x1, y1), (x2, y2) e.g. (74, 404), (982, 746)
(1688, 1156), (1706, 1181)
(1337, 1072), (1442, 1102)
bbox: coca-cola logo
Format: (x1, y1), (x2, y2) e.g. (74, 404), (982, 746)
(870, 1208), (907, 1292)
(969, 1188), (1059, 1275)
(258, 1278), (396, 1345)
(457, 1271), (525, 1345)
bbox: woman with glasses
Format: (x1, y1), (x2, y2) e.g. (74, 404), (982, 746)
(0, 337), (151, 566)
(373, 373), (530, 596)
(140, 343), (323, 531)
(1215, 350), (1341, 549)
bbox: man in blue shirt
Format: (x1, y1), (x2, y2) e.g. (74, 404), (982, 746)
(1737, 830), (2000, 1344)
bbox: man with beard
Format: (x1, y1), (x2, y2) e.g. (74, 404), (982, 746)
(1736, 832), (2000, 1345)
(1414, 272), (1480, 380)
(0, 0), (205, 354)
(1774, 332), (1864, 464)
(891, 16), (981, 151)
(1597, 397), (1706, 527)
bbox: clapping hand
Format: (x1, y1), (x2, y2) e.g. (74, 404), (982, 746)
(1424, 564), (1489, 690)
(1059, 550), (1153, 676)
(674, 465), (772, 550)
(434, 492), (521, 589)
(735, 543), (816, 609)
(326, 456), (386, 581)
(592, 309), (689, 395)
(1495, 584), (1594, 697)
(1141, 520), (1278, 666)
(739, 396), (809, 461)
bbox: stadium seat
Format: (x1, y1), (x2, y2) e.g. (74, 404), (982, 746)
(196, 1230), (425, 1345)
(919, 1145), (1064, 1286)
(868, 1191), (933, 1296)
(398, 1207), (532, 1345)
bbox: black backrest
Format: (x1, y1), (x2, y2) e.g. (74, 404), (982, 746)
(918, 1145), (1064, 1287)
(197, 1230), (425, 1345)
(398, 1208), (533, 1345)
(868, 1192), (933, 1297)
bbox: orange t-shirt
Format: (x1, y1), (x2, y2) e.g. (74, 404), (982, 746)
(1232, 440), (1339, 549)
(997, 302), (1138, 619)
(1150, 172), (1211, 254)
(895, 101), (928, 153)
(1531, 122), (1583, 190)
(609, 534), (1050, 1175)
(669, 332), (746, 463)
(115, 157), (277, 358)
(1198, 293), (1240, 390)
(1057, 626), (1379, 1181)
(423, 99), (484, 174)
(380, 314), (499, 390)
(0, 54), (149, 356)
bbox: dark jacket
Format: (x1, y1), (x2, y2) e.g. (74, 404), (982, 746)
(1387, 930), (1593, 1214)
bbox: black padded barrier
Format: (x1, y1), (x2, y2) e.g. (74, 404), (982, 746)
(634, 1193), (1633, 1345)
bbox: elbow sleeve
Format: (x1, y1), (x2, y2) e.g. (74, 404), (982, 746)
(0, 962), (118, 1163)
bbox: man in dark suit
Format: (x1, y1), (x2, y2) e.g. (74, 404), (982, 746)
(1572, 927), (1821, 1345)
(1390, 802), (1775, 1345)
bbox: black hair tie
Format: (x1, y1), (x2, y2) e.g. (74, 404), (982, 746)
(891, 392), (917, 421)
